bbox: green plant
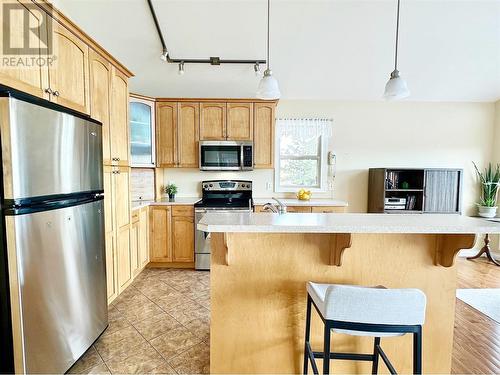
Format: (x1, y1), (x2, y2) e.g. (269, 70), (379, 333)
(164, 183), (178, 196)
(473, 162), (500, 207)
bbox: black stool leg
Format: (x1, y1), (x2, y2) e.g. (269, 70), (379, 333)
(413, 327), (422, 374)
(323, 322), (331, 375)
(303, 295), (312, 375)
(372, 337), (380, 374)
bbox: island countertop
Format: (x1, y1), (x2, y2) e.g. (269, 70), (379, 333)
(197, 212), (500, 234)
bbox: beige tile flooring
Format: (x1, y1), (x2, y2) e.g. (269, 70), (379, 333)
(68, 268), (210, 374)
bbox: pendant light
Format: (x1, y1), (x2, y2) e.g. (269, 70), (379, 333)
(383, 0), (410, 100)
(256, 0), (280, 100)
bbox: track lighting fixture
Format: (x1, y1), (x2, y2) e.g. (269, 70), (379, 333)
(160, 48), (168, 62)
(147, 0), (265, 71)
(178, 61), (185, 75)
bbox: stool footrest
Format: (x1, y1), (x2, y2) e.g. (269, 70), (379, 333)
(312, 351), (375, 362)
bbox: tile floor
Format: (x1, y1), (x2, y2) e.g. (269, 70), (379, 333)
(68, 268), (210, 374)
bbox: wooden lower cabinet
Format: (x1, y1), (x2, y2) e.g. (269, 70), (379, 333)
(149, 205), (194, 266)
(150, 206), (172, 262)
(117, 225), (132, 293)
(138, 207), (149, 269)
(105, 231), (118, 303)
(172, 216), (195, 262)
(131, 207), (149, 277)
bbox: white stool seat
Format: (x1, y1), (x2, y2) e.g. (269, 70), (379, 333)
(307, 282), (427, 337)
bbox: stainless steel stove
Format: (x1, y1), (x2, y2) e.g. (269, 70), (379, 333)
(194, 180), (253, 270)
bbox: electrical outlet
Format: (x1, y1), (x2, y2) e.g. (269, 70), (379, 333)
(266, 182), (272, 191)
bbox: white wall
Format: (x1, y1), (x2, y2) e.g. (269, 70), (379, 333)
(163, 101), (495, 214)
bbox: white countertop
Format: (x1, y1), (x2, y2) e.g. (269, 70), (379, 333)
(197, 212), (500, 234)
(253, 198), (348, 207)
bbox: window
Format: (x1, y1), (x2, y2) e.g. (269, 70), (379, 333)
(275, 119), (332, 192)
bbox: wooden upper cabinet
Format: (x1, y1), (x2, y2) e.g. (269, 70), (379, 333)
(0, 1), (49, 99)
(49, 20), (90, 114)
(172, 215), (195, 262)
(150, 206), (172, 262)
(254, 102), (276, 168)
(227, 103), (253, 141)
(110, 67), (129, 166)
(200, 103), (226, 140)
(156, 102), (177, 167)
(178, 102), (200, 167)
(89, 49), (112, 164)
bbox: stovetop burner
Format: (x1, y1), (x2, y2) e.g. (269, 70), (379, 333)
(195, 180), (253, 209)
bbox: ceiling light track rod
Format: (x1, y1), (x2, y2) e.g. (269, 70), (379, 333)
(146, 0), (266, 66)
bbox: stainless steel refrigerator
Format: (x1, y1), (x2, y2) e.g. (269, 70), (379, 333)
(0, 91), (107, 374)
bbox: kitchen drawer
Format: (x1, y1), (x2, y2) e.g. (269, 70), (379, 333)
(311, 206), (346, 213)
(172, 205), (194, 217)
(286, 206), (312, 213)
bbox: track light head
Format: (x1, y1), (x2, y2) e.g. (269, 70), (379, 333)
(254, 62), (261, 77)
(178, 61), (185, 75)
(160, 48), (168, 61)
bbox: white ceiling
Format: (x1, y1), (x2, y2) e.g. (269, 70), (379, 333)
(54, 0), (500, 102)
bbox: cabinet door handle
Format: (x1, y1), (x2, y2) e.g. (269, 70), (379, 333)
(53, 90), (60, 97)
(44, 88), (53, 94)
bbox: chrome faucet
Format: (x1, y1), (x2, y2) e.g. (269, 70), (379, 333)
(262, 198), (287, 214)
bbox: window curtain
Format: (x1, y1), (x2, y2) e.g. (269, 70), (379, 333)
(276, 118), (333, 139)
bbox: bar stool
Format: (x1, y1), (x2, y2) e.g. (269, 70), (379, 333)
(303, 283), (426, 375)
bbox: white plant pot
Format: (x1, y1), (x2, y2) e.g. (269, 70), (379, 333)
(478, 205), (497, 218)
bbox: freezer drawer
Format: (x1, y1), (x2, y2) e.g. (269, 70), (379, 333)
(0, 97), (103, 199)
(10, 199), (107, 373)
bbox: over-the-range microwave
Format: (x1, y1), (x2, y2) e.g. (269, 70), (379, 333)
(199, 141), (253, 171)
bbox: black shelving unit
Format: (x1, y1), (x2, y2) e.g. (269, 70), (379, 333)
(368, 168), (463, 214)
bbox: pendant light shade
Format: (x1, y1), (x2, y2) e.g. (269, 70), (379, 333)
(383, 69), (410, 100)
(383, 0), (409, 100)
(257, 69), (280, 100)
(257, 0), (280, 100)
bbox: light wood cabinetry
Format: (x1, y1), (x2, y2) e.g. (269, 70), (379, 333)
(89, 50), (112, 164)
(156, 102), (200, 168)
(178, 103), (200, 167)
(156, 102), (177, 167)
(253, 103), (275, 168)
(110, 67), (129, 166)
(116, 225), (131, 293)
(227, 103), (253, 140)
(155, 99), (276, 169)
(104, 166), (132, 302)
(200, 102), (226, 140)
(138, 207), (149, 269)
(255, 205), (346, 213)
(149, 205), (194, 265)
(48, 20), (90, 114)
(130, 207), (149, 277)
(310, 206), (346, 213)
(0, 0), (49, 99)
(150, 206), (172, 262)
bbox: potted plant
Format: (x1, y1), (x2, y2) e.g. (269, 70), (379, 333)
(473, 162), (500, 218)
(164, 183), (178, 202)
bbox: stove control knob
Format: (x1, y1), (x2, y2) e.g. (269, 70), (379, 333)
(203, 184), (208, 189)
(209, 184), (213, 187)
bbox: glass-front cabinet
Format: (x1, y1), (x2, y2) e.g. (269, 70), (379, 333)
(129, 97), (155, 166)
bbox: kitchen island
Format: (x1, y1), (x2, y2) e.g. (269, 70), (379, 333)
(198, 213), (500, 374)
